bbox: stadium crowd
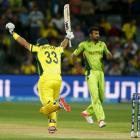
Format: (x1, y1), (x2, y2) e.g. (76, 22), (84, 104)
(0, 0), (140, 75)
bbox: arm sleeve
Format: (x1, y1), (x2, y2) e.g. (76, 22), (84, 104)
(73, 42), (84, 56)
(103, 42), (111, 56)
(29, 44), (40, 52)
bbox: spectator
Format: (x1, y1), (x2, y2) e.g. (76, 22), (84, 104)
(73, 25), (85, 46)
(71, 59), (84, 75)
(9, 0), (22, 9)
(70, 0), (81, 15)
(28, 4), (44, 43)
(122, 20), (137, 40)
(80, 0), (95, 15)
(20, 52), (36, 74)
(108, 61), (122, 75)
(51, 13), (64, 33)
(21, 60), (36, 75)
(96, 0), (111, 13)
(0, 37), (6, 67)
(40, 23), (59, 39)
(124, 38), (138, 55)
(100, 18), (111, 35)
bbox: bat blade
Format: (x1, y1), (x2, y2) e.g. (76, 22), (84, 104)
(64, 4), (71, 32)
(64, 4), (72, 47)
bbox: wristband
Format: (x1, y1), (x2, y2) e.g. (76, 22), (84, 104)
(13, 32), (20, 40)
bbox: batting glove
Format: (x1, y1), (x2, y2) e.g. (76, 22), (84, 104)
(65, 32), (74, 40)
(5, 22), (15, 34)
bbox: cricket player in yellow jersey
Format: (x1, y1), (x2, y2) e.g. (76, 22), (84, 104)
(73, 26), (112, 128)
(6, 22), (74, 133)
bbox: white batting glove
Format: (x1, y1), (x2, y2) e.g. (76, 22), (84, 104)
(65, 32), (74, 40)
(5, 22), (15, 34)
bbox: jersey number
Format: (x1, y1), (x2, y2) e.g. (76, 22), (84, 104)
(45, 51), (58, 64)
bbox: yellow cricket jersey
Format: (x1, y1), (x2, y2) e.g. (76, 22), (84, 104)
(29, 44), (63, 80)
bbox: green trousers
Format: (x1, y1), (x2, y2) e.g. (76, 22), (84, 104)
(86, 70), (105, 121)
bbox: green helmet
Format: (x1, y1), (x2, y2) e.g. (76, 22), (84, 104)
(36, 38), (49, 46)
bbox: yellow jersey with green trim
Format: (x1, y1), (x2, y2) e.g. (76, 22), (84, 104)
(29, 44), (63, 80)
(73, 40), (111, 72)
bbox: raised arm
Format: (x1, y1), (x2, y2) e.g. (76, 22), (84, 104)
(5, 22), (30, 50)
(60, 32), (74, 49)
(60, 38), (69, 49)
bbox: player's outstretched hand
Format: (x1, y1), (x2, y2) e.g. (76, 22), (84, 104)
(66, 32), (74, 40)
(5, 22), (15, 34)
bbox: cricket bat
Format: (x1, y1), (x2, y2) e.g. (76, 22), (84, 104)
(64, 4), (72, 47)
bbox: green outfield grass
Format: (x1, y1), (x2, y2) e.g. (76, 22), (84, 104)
(0, 102), (134, 140)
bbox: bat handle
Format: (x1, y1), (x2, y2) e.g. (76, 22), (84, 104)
(69, 40), (72, 47)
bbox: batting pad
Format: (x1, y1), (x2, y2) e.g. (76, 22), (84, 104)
(40, 102), (60, 115)
(49, 122), (56, 127)
(49, 119), (57, 127)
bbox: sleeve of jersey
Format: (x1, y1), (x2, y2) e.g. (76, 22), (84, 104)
(29, 44), (39, 52)
(103, 42), (110, 55)
(73, 43), (84, 56)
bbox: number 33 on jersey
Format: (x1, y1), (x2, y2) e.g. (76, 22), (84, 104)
(29, 44), (63, 80)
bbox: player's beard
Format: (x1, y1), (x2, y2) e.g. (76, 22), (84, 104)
(93, 37), (99, 42)
(90, 35), (99, 42)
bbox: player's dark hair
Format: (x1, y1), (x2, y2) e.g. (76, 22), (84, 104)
(36, 38), (49, 46)
(88, 26), (99, 34)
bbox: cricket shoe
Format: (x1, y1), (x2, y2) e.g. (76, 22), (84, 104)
(59, 98), (71, 112)
(98, 120), (106, 128)
(137, 131), (140, 138)
(48, 126), (57, 134)
(81, 111), (94, 124)
(130, 131), (135, 138)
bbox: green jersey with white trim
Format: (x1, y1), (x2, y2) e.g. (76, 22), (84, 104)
(73, 40), (110, 72)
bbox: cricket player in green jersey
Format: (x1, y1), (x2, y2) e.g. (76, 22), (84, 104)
(73, 26), (112, 128)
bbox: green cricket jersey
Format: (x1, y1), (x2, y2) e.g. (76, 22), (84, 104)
(73, 40), (110, 72)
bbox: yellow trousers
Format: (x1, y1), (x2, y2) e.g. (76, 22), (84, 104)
(38, 76), (62, 127)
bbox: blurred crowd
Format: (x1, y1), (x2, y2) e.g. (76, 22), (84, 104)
(0, 0), (140, 75)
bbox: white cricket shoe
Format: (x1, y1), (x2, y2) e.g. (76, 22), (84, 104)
(130, 131), (135, 138)
(137, 131), (140, 138)
(99, 120), (106, 128)
(81, 111), (94, 124)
